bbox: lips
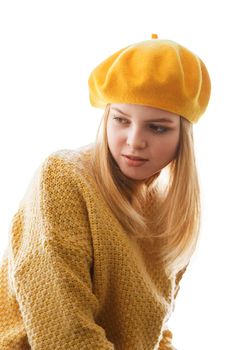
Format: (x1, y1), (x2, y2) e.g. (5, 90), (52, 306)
(123, 154), (148, 161)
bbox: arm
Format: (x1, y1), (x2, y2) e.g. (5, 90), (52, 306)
(8, 155), (114, 350)
(158, 264), (189, 350)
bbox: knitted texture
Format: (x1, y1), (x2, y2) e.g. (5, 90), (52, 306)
(0, 144), (187, 350)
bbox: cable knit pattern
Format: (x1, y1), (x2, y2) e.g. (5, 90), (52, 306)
(0, 144), (187, 349)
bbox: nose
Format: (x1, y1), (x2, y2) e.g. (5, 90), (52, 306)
(126, 126), (147, 149)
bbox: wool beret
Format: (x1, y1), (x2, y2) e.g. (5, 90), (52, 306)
(88, 34), (211, 123)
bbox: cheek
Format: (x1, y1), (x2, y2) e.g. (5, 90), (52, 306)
(153, 133), (180, 160)
(165, 133), (180, 157)
(107, 124), (121, 153)
(107, 123), (114, 142)
(107, 124), (123, 144)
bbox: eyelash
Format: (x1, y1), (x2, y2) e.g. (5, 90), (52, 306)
(112, 116), (170, 134)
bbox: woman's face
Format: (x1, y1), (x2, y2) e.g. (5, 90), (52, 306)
(106, 103), (181, 181)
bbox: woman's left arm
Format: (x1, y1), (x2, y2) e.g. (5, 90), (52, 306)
(158, 264), (189, 350)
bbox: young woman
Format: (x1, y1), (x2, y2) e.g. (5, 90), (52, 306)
(0, 34), (211, 349)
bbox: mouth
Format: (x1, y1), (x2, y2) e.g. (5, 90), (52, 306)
(123, 154), (148, 161)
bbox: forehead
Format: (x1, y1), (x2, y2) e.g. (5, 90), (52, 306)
(110, 103), (180, 120)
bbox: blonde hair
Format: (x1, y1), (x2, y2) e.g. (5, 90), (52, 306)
(87, 103), (201, 278)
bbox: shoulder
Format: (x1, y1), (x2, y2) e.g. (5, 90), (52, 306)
(44, 143), (94, 172)
(40, 142), (95, 185)
(20, 143), (96, 206)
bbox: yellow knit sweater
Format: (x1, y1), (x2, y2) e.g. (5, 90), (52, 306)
(0, 144), (187, 350)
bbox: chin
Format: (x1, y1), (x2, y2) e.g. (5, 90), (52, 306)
(127, 176), (146, 181)
(121, 168), (161, 182)
(121, 171), (148, 181)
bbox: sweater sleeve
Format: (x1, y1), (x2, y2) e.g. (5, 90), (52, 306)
(158, 264), (189, 350)
(7, 155), (115, 350)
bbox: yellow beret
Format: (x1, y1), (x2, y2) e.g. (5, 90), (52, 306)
(88, 34), (211, 123)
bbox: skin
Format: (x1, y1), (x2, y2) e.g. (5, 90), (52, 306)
(106, 103), (181, 181)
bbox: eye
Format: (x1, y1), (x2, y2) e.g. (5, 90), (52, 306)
(150, 125), (169, 134)
(113, 115), (129, 124)
(112, 115), (170, 134)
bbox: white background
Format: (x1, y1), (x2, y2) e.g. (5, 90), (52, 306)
(0, 1), (232, 349)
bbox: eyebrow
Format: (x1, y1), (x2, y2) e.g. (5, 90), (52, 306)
(111, 107), (175, 123)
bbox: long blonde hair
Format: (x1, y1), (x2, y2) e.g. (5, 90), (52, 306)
(87, 103), (201, 278)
